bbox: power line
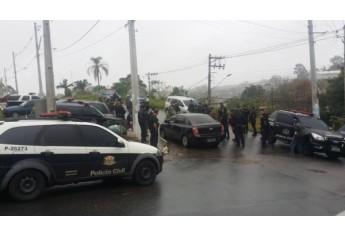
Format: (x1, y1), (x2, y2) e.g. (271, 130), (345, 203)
(240, 21), (306, 35)
(154, 60), (207, 74)
(54, 20), (100, 53)
(53, 24), (126, 59)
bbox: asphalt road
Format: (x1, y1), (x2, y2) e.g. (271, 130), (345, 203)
(1, 129), (345, 216)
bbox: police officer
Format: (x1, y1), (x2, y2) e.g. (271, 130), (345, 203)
(290, 116), (303, 156)
(218, 103), (229, 140)
(260, 107), (270, 148)
(231, 107), (246, 147)
(114, 100), (126, 119)
(148, 108), (159, 148)
(242, 105), (250, 134)
(188, 99), (195, 113)
(138, 104), (149, 143)
(166, 101), (177, 119)
(249, 106), (257, 137)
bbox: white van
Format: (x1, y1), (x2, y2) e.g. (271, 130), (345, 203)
(164, 96), (197, 113)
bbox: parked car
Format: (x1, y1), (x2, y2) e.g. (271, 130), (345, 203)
(61, 99), (111, 114)
(6, 93), (40, 107)
(164, 96), (197, 113)
(3, 99), (40, 118)
(0, 115), (163, 201)
(99, 89), (121, 102)
(268, 110), (345, 158)
(159, 113), (224, 147)
(56, 100), (127, 135)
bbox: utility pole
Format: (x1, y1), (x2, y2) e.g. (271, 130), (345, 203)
(308, 20), (320, 118)
(128, 20), (140, 136)
(146, 72), (157, 95)
(12, 52), (19, 94)
(34, 22), (44, 97)
(207, 54), (225, 104)
(343, 25), (345, 113)
(43, 20), (56, 112)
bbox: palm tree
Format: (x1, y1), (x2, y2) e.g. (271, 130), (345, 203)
(73, 79), (91, 92)
(87, 57), (109, 92)
(56, 79), (74, 97)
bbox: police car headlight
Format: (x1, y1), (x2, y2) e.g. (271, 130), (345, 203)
(311, 133), (325, 141)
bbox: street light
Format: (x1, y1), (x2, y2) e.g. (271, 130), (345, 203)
(212, 74), (232, 91)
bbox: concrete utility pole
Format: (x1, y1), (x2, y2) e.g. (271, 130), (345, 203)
(208, 54), (225, 105)
(12, 52), (19, 93)
(308, 20), (320, 118)
(128, 20), (140, 136)
(146, 72), (157, 95)
(34, 22), (44, 97)
(343, 25), (345, 113)
(43, 20), (56, 112)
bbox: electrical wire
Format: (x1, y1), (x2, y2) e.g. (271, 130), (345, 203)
(54, 20), (100, 53)
(240, 21), (306, 35)
(154, 60), (207, 74)
(53, 24), (126, 59)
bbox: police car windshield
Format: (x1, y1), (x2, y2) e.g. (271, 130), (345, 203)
(299, 116), (329, 131)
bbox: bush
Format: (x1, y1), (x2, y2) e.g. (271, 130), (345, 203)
(149, 98), (165, 109)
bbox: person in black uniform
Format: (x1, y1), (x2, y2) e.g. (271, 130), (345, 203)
(231, 107), (246, 147)
(249, 106), (257, 137)
(148, 108), (159, 148)
(114, 100), (126, 119)
(218, 103), (229, 140)
(138, 104), (149, 143)
(260, 107), (270, 148)
(241, 105), (250, 134)
(188, 99), (195, 113)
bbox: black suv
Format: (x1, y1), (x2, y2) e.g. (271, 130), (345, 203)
(0, 117), (163, 201)
(56, 101), (127, 135)
(268, 110), (345, 159)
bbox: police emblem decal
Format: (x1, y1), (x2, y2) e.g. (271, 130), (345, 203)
(103, 156), (116, 166)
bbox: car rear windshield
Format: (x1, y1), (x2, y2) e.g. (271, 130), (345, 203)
(299, 116), (329, 131)
(188, 115), (216, 124)
(8, 95), (21, 101)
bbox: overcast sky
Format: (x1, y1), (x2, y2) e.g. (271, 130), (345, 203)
(0, 1), (344, 97)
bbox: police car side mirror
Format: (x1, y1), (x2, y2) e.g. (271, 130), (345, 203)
(116, 139), (125, 147)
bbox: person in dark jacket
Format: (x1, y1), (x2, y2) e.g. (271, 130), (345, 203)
(241, 105), (250, 134)
(218, 103), (229, 140)
(231, 107), (246, 147)
(138, 105), (149, 143)
(188, 99), (195, 113)
(114, 100), (126, 119)
(148, 108), (159, 148)
(249, 106), (257, 137)
(260, 107), (270, 148)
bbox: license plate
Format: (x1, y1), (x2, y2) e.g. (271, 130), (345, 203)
(331, 146), (340, 152)
(207, 138), (216, 142)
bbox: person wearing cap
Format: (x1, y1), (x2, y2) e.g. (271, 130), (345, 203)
(148, 108), (160, 148)
(290, 116), (303, 156)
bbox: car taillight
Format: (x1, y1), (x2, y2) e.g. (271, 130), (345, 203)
(192, 127), (200, 137)
(221, 125), (224, 135)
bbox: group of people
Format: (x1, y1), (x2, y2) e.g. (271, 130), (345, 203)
(138, 105), (160, 148)
(187, 100), (210, 114)
(218, 103), (271, 149)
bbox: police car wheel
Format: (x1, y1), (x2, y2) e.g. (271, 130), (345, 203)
(8, 170), (46, 201)
(134, 160), (157, 186)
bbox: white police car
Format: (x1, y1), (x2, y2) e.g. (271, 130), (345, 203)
(0, 114), (163, 201)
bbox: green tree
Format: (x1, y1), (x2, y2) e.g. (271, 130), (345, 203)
(56, 79), (74, 97)
(240, 85), (265, 101)
(112, 74), (146, 98)
(73, 79), (91, 93)
(170, 86), (188, 96)
(87, 57), (109, 91)
(329, 55), (344, 70)
(294, 63), (309, 80)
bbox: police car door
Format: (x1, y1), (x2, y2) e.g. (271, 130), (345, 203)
(34, 124), (88, 181)
(77, 125), (131, 178)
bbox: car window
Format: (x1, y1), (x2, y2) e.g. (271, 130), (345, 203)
(82, 106), (101, 117)
(174, 116), (186, 125)
(276, 113), (293, 125)
(0, 125), (43, 145)
(22, 96), (30, 101)
(176, 100), (184, 107)
(78, 125), (119, 147)
(299, 116), (329, 131)
(183, 99), (196, 106)
(38, 125), (83, 146)
(167, 98), (171, 103)
(188, 115), (216, 124)
(8, 95), (20, 101)
(32, 96), (40, 99)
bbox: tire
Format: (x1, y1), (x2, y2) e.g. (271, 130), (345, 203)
(160, 128), (166, 139)
(133, 160), (157, 186)
(12, 112), (19, 118)
(181, 135), (190, 147)
(8, 170), (46, 201)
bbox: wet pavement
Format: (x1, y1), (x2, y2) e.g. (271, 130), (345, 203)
(1, 130), (345, 216)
